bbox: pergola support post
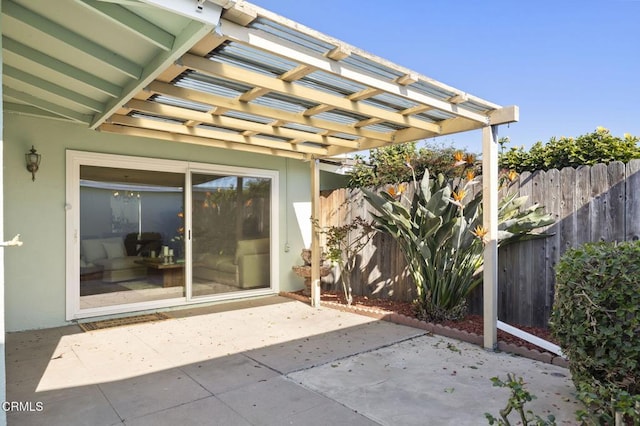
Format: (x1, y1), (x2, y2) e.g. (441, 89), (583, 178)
(482, 125), (499, 350)
(310, 158), (321, 307)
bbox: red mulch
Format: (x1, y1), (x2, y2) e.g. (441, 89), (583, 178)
(318, 291), (558, 353)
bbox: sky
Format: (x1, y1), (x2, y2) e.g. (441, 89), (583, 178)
(249, 0), (640, 154)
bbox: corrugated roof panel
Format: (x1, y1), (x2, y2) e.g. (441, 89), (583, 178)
(418, 110), (457, 121)
(224, 110), (274, 125)
(329, 133), (359, 141)
(212, 42), (296, 77)
(281, 122), (323, 133)
(253, 134), (290, 142)
(253, 92), (316, 112)
(196, 123), (243, 134)
(340, 53), (405, 81)
(249, 18), (335, 55)
(131, 112), (184, 125)
(365, 92), (418, 111)
(297, 70), (366, 97)
(410, 81), (457, 101)
(314, 109), (369, 125)
(175, 72), (250, 98)
(463, 99), (494, 113)
(363, 122), (406, 132)
(152, 94), (211, 112)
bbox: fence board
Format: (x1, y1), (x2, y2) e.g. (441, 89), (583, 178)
(319, 161), (639, 327)
(627, 160), (640, 241)
(542, 169), (561, 326)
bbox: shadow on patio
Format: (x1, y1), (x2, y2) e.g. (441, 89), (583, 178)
(5, 296), (580, 425)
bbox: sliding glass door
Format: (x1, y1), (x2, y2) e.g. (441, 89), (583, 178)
(67, 151), (278, 320)
(190, 173), (271, 298)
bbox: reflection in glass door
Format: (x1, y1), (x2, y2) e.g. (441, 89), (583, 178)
(191, 173), (271, 297)
(79, 166), (185, 309)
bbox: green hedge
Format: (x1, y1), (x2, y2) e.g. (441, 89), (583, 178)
(550, 241), (640, 423)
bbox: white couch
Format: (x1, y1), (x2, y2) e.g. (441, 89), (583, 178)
(81, 237), (146, 283)
(193, 238), (270, 288)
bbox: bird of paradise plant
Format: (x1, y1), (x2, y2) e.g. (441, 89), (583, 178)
(363, 166), (554, 322)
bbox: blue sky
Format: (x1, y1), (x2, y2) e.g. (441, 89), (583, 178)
(250, 0), (640, 154)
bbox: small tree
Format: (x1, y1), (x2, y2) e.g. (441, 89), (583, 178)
(318, 216), (375, 305)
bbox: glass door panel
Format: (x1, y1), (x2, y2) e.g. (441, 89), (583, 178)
(191, 173), (271, 297)
(79, 166), (185, 309)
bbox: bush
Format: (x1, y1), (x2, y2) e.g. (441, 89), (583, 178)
(499, 127), (640, 173)
(550, 241), (640, 424)
(347, 142), (476, 188)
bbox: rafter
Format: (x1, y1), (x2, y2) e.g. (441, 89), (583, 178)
(3, 86), (92, 123)
(91, 20), (214, 128)
(126, 99), (360, 148)
(217, 18), (493, 123)
(146, 80), (393, 143)
(4, 1), (141, 79)
(2, 37), (121, 98)
(109, 114), (329, 155)
(77, 0), (175, 51)
(99, 123), (308, 160)
(4, 65), (103, 112)
(179, 53), (442, 133)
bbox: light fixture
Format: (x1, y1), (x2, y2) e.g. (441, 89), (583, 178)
(112, 175), (140, 203)
(25, 146), (41, 182)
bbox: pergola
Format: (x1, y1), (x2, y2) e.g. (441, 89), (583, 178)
(1, 0), (518, 349)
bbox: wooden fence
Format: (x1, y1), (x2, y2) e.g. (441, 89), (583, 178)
(319, 160), (640, 327)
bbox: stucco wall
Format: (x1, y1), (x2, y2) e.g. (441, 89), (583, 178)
(3, 113), (311, 331)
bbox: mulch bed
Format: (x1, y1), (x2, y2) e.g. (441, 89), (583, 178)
(281, 290), (567, 367)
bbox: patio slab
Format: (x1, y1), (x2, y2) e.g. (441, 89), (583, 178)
(4, 296), (580, 425)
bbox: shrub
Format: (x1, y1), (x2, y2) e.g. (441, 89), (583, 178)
(550, 241), (640, 424)
(347, 141), (476, 188)
(499, 127), (640, 173)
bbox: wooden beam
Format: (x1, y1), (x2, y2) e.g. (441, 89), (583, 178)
(347, 88), (384, 101)
(77, 0), (175, 51)
(238, 87), (271, 102)
(91, 20), (215, 128)
(99, 123), (308, 160)
(354, 117), (384, 129)
(126, 99), (359, 148)
(395, 73), (418, 86)
(325, 46), (351, 61)
(2, 37), (121, 98)
(279, 64), (316, 82)
(488, 105), (519, 125)
(303, 104), (334, 117)
(3, 65), (104, 112)
(146, 80), (392, 143)
(448, 94), (468, 104)
(180, 53), (442, 133)
(219, 18), (492, 123)
(4, 1), (141, 79)
(109, 114), (329, 155)
(399, 104), (433, 116)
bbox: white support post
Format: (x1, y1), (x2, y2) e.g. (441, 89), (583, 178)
(482, 125), (499, 350)
(310, 159), (321, 307)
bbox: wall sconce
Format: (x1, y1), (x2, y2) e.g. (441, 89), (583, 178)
(25, 146), (41, 182)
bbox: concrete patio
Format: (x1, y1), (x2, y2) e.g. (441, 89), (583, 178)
(5, 296), (581, 425)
